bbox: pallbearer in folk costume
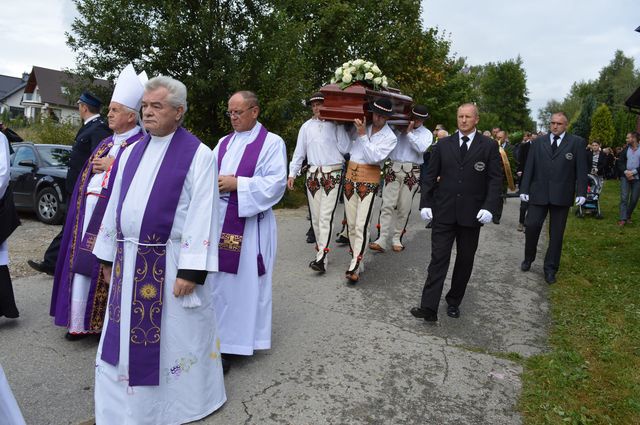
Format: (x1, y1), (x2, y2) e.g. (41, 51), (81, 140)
(92, 76), (225, 424)
(287, 92), (351, 273)
(343, 97), (397, 282)
(50, 64), (146, 340)
(208, 91), (287, 364)
(370, 105), (432, 253)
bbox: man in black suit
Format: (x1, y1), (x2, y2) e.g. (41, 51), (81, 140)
(410, 103), (502, 322)
(28, 91), (112, 275)
(516, 132), (533, 232)
(519, 112), (587, 284)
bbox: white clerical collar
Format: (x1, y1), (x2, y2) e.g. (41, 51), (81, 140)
(150, 131), (175, 144)
(113, 125), (141, 144)
(84, 114), (100, 125)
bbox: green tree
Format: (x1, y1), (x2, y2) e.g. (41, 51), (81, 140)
(476, 56), (533, 132)
(569, 94), (597, 140)
(589, 104), (615, 146)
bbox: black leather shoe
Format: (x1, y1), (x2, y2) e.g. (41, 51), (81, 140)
(309, 260), (326, 273)
(28, 260), (55, 276)
(306, 234), (316, 243)
(544, 271), (556, 284)
(446, 304), (460, 318)
(335, 235), (349, 244)
(410, 307), (438, 322)
(65, 332), (90, 341)
(492, 218), (501, 224)
(521, 260), (532, 272)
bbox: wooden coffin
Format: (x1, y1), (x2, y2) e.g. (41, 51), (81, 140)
(318, 83), (413, 125)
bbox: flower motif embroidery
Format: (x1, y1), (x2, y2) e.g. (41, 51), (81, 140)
(404, 172), (419, 191)
(139, 284), (158, 300)
(181, 237), (192, 249)
(164, 354), (198, 382)
(343, 179), (355, 201)
(306, 176), (320, 197)
(202, 239), (210, 247)
(384, 169), (396, 185)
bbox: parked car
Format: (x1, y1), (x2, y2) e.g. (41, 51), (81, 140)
(9, 142), (71, 224)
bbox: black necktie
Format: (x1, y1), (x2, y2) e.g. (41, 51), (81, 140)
(552, 135), (559, 153)
(460, 136), (469, 158)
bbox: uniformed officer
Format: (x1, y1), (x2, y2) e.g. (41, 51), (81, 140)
(410, 103), (502, 321)
(519, 112), (587, 284)
(28, 91), (112, 275)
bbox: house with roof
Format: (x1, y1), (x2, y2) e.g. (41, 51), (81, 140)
(0, 73), (29, 119)
(20, 66), (109, 126)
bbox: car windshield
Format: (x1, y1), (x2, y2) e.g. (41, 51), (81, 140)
(37, 146), (71, 167)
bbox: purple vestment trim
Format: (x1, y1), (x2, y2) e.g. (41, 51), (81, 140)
(100, 127), (200, 386)
(50, 134), (114, 326)
(217, 124), (267, 275)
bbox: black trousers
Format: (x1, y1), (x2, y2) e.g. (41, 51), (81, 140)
(524, 204), (569, 273)
(420, 222), (481, 312)
(43, 229), (62, 268)
(519, 200), (529, 225)
(0, 265), (19, 318)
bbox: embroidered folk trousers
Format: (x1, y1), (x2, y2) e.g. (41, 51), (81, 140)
(306, 166), (343, 266)
(373, 163), (420, 250)
(344, 183), (379, 273)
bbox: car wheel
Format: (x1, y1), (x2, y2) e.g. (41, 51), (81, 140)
(36, 187), (64, 224)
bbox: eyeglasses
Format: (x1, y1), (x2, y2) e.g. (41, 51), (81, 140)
(225, 106), (256, 118)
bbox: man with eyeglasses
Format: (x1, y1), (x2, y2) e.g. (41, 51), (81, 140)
(519, 112), (587, 284)
(208, 90), (287, 369)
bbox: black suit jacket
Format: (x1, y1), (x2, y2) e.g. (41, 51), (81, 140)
(66, 116), (112, 194)
(520, 133), (587, 207)
(419, 132), (502, 227)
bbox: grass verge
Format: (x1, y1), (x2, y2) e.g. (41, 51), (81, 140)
(519, 179), (640, 424)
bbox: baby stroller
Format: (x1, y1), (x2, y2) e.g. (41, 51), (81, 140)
(576, 174), (602, 219)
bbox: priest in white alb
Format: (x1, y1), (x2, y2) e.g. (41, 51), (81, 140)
(92, 76), (225, 424)
(50, 64), (146, 340)
(207, 91), (287, 368)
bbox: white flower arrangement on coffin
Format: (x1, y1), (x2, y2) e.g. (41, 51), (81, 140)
(330, 58), (389, 90)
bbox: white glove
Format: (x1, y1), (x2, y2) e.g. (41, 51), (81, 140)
(520, 194), (529, 202)
(420, 208), (433, 221)
(476, 209), (493, 224)
(575, 196), (586, 206)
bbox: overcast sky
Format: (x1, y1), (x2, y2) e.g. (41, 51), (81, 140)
(1, 0), (639, 123)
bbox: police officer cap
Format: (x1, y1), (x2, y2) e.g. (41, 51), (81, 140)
(77, 91), (102, 108)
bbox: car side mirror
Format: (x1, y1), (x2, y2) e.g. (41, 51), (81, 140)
(18, 160), (37, 168)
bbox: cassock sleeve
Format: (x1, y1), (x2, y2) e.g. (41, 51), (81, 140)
(0, 134), (9, 199)
(206, 152), (220, 273)
(236, 134), (288, 218)
(177, 145), (217, 271)
(93, 147), (129, 263)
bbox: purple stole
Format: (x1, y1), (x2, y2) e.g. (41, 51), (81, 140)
(100, 127), (200, 386)
(217, 124), (268, 275)
(50, 131), (142, 330)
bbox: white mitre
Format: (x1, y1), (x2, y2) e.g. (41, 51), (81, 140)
(111, 63), (146, 110)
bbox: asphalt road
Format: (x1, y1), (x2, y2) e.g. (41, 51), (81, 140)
(0, 197), (549, 424)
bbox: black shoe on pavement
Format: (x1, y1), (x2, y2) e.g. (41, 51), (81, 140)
(520, 260), (532, 272)
(65, 332), (90, 341)
(27, 260), (55, 276)
(544, 271), (557, 284)
(335, 235), (349, 244)
(446, 305), (460, 318)
(309, 260), (326, 273)
(410, 307), (438, 322)
(221, 355), (230, 375)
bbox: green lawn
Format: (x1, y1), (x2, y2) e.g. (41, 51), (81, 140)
(520, 179), (640, 424)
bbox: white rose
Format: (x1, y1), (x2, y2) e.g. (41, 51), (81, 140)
(356, 73), (364, 81)
(372, 65), (381, 74)
(382, 79), (388, 88)
(365, 72), (374, 80)
(342, 73), (353, 83)
(331, 78), (336, 84)
(343, 62), (350, 68)
(353, 59), (364, 67)
(349, 66), (357, 74)
(373, 77), (382, 85)
(365, 61), (373, 68)
(335, 67), (342, 74)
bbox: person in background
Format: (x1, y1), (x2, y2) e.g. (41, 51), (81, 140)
(617, 131), (640, 226)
